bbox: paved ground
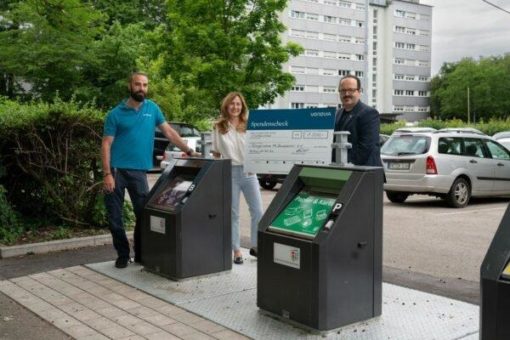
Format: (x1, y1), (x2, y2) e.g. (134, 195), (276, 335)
(1, 172), (509, 339)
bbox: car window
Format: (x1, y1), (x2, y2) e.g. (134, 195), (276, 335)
(381, 135), (430, 156)
(438, 137), (462, 155)
(180, 126), (200, 137)
(485, 140), (510, 160)
(462, 138), (486, 158)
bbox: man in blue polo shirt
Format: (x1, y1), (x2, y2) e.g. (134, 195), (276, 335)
(101, 71), (196, 269)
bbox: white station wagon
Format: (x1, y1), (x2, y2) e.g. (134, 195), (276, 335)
(381, 128), (510, 208)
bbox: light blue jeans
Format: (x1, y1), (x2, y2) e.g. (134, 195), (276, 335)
(231, 165), (263, 251)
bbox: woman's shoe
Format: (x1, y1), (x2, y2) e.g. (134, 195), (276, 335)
(233, 256), (244, 264)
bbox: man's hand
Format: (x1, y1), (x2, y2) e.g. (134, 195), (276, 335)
(104, 174), (115, 192)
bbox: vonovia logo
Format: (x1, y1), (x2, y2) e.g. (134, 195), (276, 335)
(290, 249), (300, 262)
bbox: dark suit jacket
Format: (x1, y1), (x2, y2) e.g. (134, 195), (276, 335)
(334, 101), (382, 167)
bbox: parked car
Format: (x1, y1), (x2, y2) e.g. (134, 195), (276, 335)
(381, 129), (510, 208)
(155, 123), (201, 168)
(257, 133), (390, 190)
(493, 131), (510, 151)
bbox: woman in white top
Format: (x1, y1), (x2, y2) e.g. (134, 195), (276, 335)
(212, 92), (263, 264)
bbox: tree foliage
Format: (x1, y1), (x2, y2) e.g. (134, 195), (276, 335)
(152, 0), (302, 117)
(431, 55), (510, 121)
(0, 0), (300, 119)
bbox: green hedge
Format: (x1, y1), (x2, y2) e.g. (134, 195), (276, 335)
(0, 98), (119, 236)
(381, 118), (510, 136)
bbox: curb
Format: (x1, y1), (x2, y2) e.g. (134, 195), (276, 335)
(0, 231), (133, 259)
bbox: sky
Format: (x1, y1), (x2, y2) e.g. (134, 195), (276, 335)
(420, 0), (510, 75)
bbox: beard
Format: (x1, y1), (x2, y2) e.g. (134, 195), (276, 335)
(130, 90), (146, 102)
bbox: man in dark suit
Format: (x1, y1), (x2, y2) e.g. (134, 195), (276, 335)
(334, 75), (382, 167)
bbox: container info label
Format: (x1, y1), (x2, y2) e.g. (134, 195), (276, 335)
(273, 243), (301, 269)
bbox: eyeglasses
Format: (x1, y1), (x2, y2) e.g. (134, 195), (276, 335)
(339, 88), (359, 95)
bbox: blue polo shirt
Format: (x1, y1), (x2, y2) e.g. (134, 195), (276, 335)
(104, 99), (165, 170)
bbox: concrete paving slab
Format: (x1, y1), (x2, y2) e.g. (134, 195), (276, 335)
(0, 266), (247, 340)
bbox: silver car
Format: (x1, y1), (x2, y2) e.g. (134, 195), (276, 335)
(381, 129), (510, 207)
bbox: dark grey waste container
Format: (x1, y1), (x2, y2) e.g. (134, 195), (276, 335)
(257, 164), (383, 331)
(141, 158), (231, 280)
(480, 203), (510, 339)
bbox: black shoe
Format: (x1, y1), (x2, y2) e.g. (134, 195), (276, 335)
(115, 257), (129, 269)
(233, 256), (244, 264)
(249, 247), (258, 257)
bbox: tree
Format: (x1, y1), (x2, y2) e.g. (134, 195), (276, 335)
(431, 55), (510, 121)
(159, 0), (302, 117)
(0, 0), (106, 102)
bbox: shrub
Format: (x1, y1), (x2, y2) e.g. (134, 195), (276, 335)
(0, 98), (108, 227)
(0, 184), (22, 244)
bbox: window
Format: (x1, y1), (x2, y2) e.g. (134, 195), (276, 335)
(405, 75), (415, 81)
(324, 0), (337, 5)
(291, 102), (304, 109)
(418, 60), (429, 67)
(406, 43), (416, 50)
(419, 76), (429, 81)
(306, 103), (319, 108)
(394, 58), (404, 65)
(338, 18), (351, 26)
(290, 11), (305, 19)
(306, 13), (319, 21)
(291, 85), (305, 92)
(394, 74), (404, 80)
(395, 26), (406, 33)
(323, 86), (337, 93)
(405, 90), (414, 96)
(339, 69), (350, 76)
(395, 42), (405, 49)
(305, 49), (319, 57)
(407, 28), (416, 35)
(418, 91), (428, 97)
(354, 38), (365, 44)
(394, 105), (404, 112)
(338, 35), (351, 43)
(338, 1), (351, 8)
(323, 69), (336, 76)
(338, 53), (351, 60)
(355, 71), (364, 78)
(324, 15), (336, 23)
(356, 54), (364, 61)
(394, 90), (404, 96)
(395, 10), (405, 18)
(356, 4), (365, 10)
(438, 138), (462, 155)
(463, 139), (486, 158)
(486, 140), (510, 160)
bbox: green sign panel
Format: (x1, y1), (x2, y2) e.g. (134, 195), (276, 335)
(270, 189), (336, 238)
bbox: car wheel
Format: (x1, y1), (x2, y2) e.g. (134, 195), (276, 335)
(259, 176), (277, 190)
(386, 191), (409, 203)
(446, 177), (471, 208)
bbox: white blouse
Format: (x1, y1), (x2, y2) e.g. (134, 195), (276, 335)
(211, 123), (246, 166)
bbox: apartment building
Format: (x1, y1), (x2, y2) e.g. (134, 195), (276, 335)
(271, 0), (432, 121)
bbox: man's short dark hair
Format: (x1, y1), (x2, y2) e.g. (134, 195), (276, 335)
(128, 71), (148, 83)
(339, 75), (361, 90)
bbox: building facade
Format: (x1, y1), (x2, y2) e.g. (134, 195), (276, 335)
(270, 0), (432, 121)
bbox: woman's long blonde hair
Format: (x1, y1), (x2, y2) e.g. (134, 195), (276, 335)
(215, 92), (249, 134)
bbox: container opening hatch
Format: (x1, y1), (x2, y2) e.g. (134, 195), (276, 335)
(268, 167), (352, 239)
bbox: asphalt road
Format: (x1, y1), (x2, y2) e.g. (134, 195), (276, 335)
(1, 173), (509, 339)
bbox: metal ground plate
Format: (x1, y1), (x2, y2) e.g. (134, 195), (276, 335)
(87, 249), (479, 339)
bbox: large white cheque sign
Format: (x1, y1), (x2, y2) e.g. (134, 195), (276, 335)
(244, 108), (336, 174)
